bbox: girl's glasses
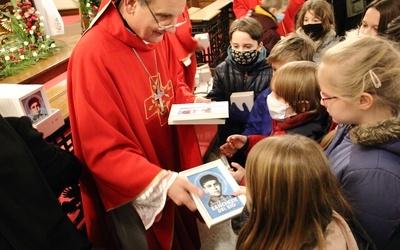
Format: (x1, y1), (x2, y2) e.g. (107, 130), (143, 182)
(146, 3), (187, 31)
(320, 91), (338, 105)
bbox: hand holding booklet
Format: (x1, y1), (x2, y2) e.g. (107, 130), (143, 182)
(168, 101), (229, 125)
(180, 159), (246, 228)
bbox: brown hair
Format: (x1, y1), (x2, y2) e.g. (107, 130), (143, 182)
(267, 33), (315, 64)
(362, 0), (400, 35)
(272, 61), (323, 116)
(229, 17), (263, 43)
(295, 0), (335, 41)
(236, 135), (353, 249)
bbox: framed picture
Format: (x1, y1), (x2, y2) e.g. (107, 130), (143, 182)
(181, 159), (246, 228)
(22, 91), (49, 124)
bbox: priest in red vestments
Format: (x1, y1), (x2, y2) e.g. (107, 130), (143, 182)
(67, 0), (210, 248)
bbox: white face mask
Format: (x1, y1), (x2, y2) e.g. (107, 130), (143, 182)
(267, 93), (290, 120)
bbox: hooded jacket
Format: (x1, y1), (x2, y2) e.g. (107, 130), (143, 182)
(325, 118), (400, 249)
(249, 6), (281, 51)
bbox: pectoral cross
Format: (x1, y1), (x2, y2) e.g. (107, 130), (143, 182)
(134, 48), (173, 124)
(154, 85), (165, 116)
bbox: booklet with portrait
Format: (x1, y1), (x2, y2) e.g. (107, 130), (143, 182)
(0, 84), (64, 137)
(0, 84), (52, 124)
(168, 101), (229, 125)
(180, 159), (246, 228)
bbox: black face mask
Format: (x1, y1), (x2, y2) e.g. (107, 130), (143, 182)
(303, 23), (324, 37)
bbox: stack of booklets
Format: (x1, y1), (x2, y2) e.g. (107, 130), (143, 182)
(168, 101), (229, 125)
(0, 84), (52, 121)
(181, 159), (246, 228)
(194, 64), (213, 97)
(0, 84), (64, 137)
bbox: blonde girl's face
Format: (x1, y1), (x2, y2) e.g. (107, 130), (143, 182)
(230, 31), (262, 52)
(303, 10), (322, 25)
(359, 7), (380, 36)
(317, 64), (363, 125)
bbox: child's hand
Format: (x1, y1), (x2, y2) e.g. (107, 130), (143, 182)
(220, 142), (238, 157)
(233, 186), (246, 196)
(229, 162), (246, 184)
(227, 134), (247, 150)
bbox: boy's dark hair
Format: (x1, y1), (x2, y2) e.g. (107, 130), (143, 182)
(28, 97), (40, 109)
(199, 174), (220, 187)
(229, 17), (263, 43)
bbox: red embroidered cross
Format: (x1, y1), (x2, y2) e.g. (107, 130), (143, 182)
(144, 73), (174, 126)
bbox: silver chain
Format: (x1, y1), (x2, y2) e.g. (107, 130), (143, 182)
(132, 47), (166, 115)
(132, 48), (158, 80)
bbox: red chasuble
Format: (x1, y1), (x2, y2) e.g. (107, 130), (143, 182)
(67, 1), (203, 249)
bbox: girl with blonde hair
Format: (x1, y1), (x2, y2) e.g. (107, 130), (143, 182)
(236, 135), (358, 249)
(319, 35), (400, 249)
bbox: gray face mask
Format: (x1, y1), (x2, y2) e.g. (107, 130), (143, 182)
(231, 49), (258, 65)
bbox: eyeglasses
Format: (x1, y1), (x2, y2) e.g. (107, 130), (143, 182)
(146, 3), (187, 31)
(320, 91), (338, 105)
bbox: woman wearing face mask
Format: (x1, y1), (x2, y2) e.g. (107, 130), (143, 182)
(206, 17), (273, 167)
(295, 0), (339, 62)
(220, 61), (328, 178)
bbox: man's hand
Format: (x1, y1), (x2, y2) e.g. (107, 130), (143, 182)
(194, 96), (211, 103)
(167, 174), (203, 211)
